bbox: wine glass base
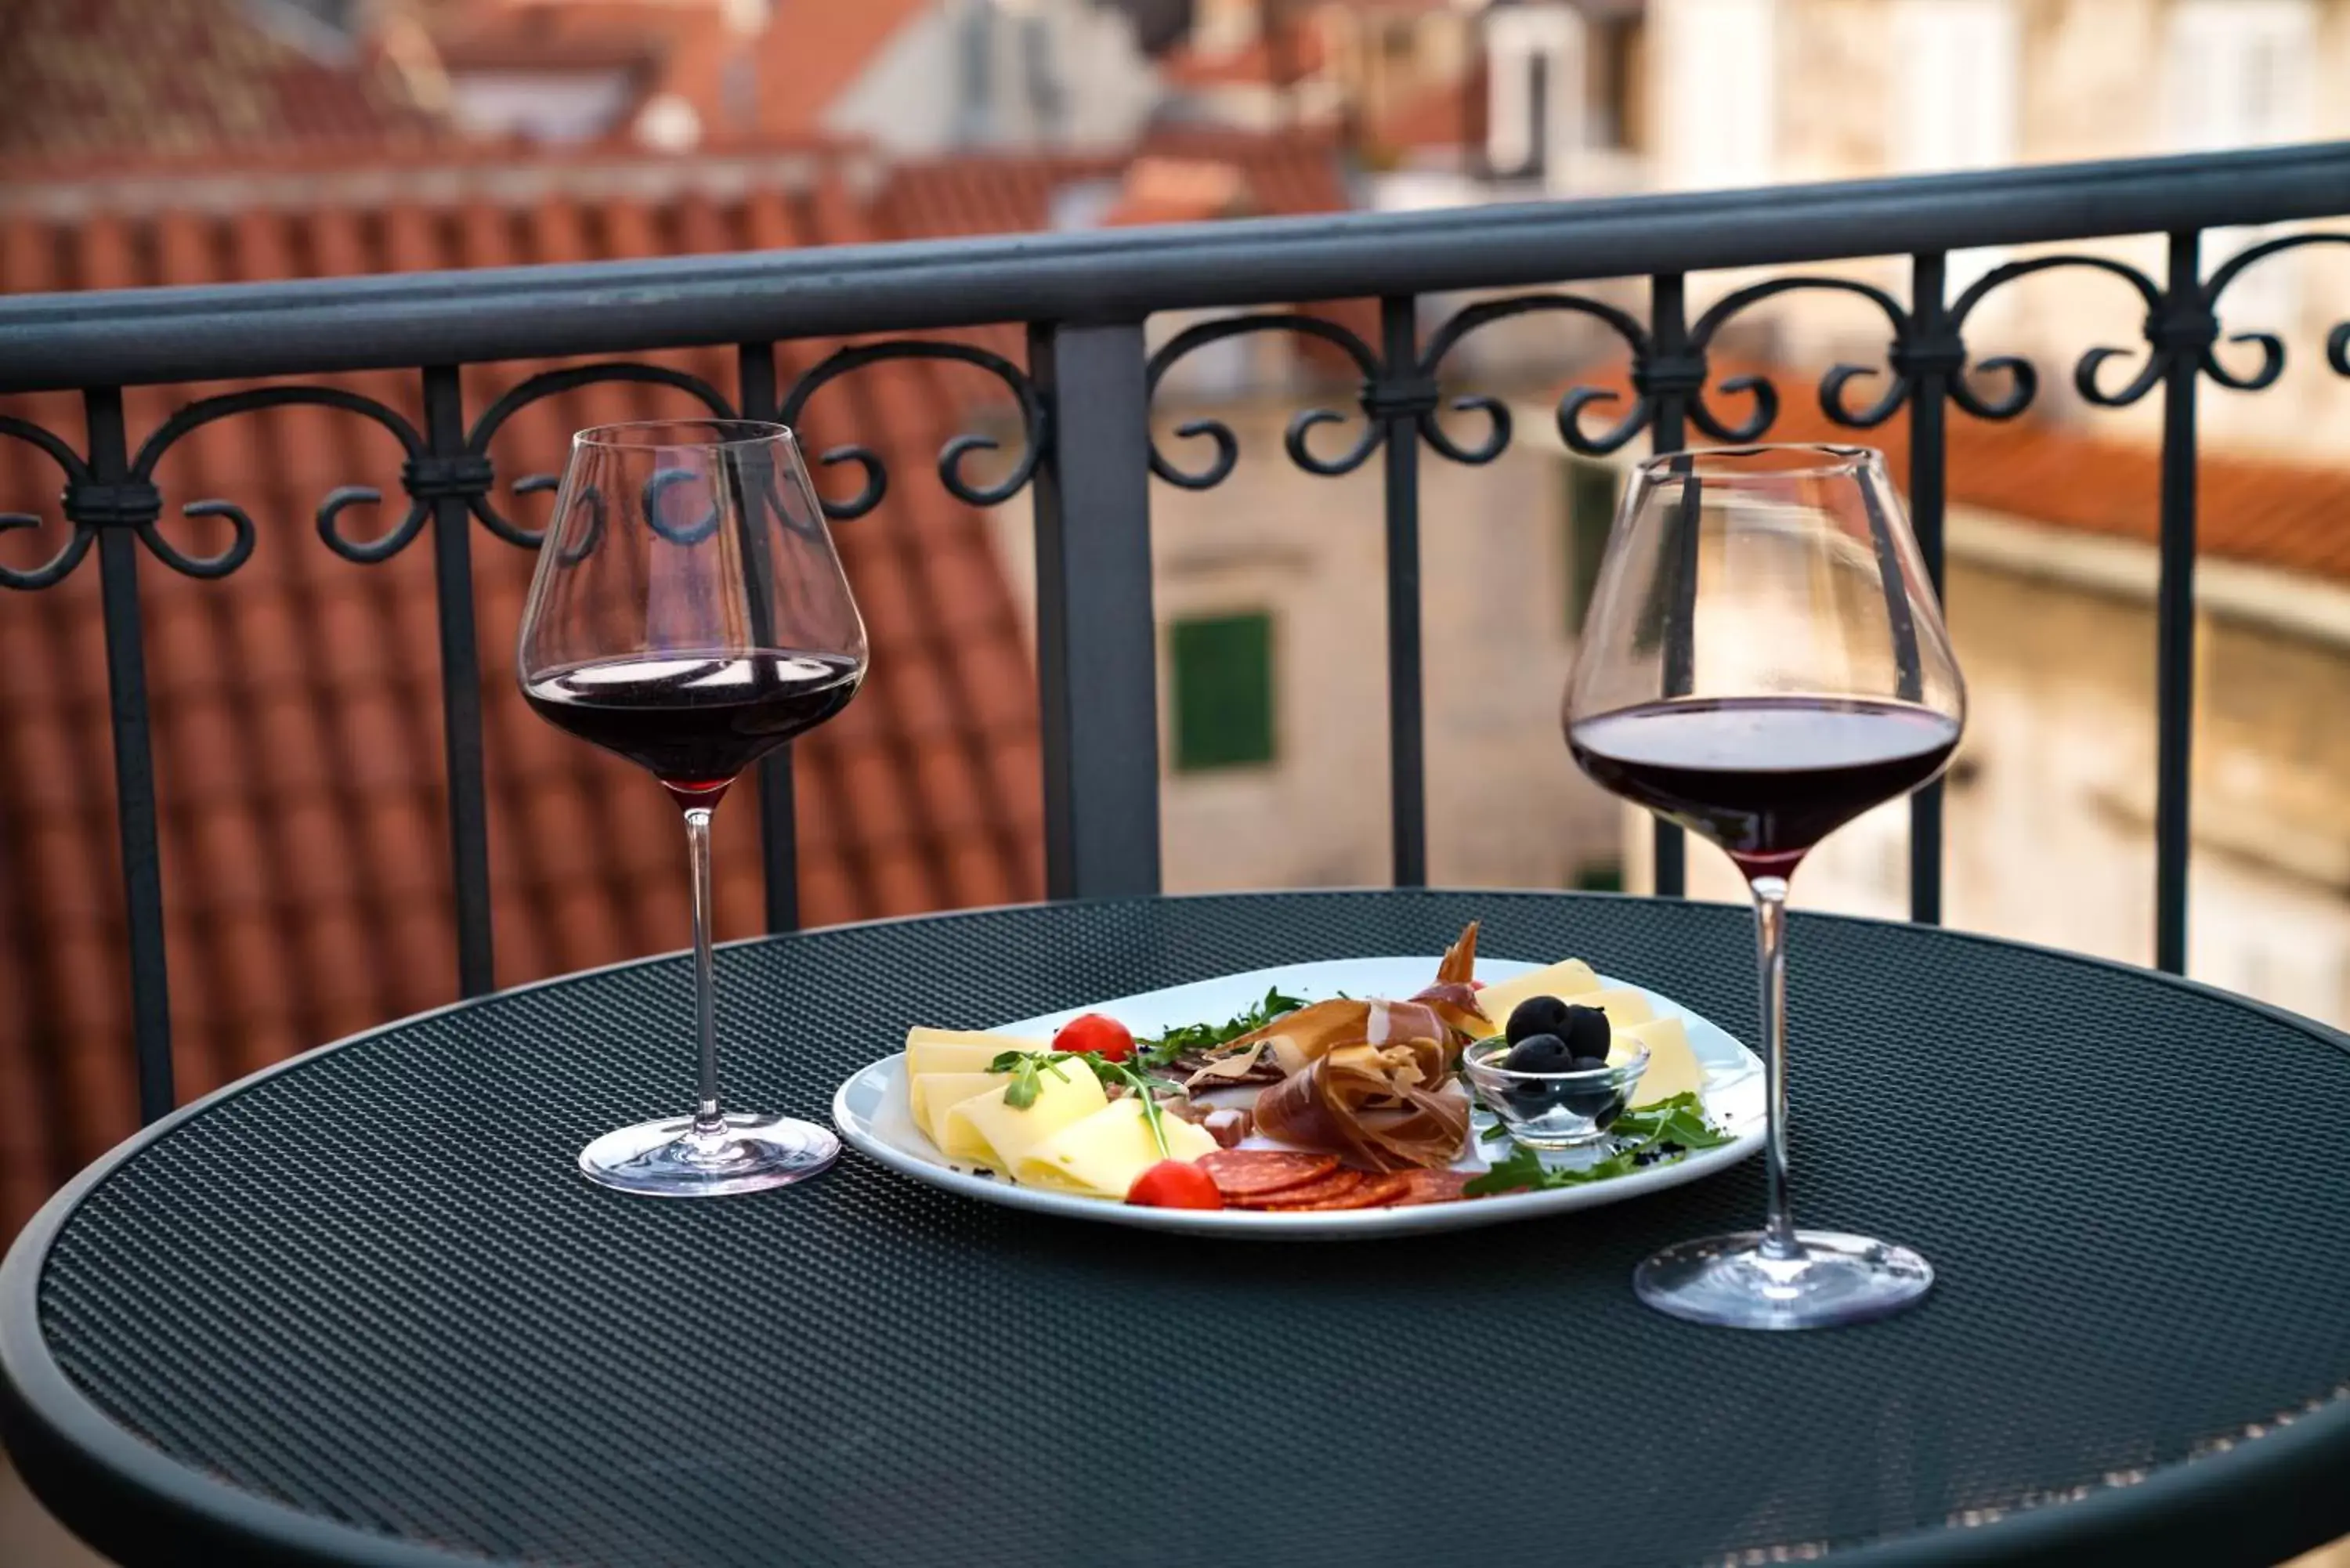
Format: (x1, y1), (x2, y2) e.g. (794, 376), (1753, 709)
(579, 1112), (840, 1198)
(1634, 1230), (1932, 1331)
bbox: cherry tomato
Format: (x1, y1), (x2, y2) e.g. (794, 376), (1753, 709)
(1054, 1012), (1134, 1063)
(1126, 1160), (1225, 1210)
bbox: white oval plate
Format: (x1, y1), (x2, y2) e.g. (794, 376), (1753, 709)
(831, 956), (1764, 1239)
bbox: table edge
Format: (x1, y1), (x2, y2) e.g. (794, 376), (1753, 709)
(5, 887), (2350, 1567)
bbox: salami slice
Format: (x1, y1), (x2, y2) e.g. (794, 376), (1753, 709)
(1265, 1172), (1412, 1212)
(1385, 1169), (1477, 1206)
(1226, 1168), (1364, 1210)
(1197, 1150), (1340, 1198)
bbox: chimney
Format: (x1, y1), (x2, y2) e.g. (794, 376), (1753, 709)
(1485, 2), (1586, 185)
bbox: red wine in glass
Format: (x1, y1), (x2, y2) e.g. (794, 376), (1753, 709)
(1563, 443), (1965, 1330)
(523, 652), (862, 805)
(1568, 696), (1960, 881)
(517, 418), (869, 1198)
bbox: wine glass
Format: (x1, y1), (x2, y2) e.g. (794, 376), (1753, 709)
(518, 420), (868, 1198)
(1564, 443), (1964, 1328)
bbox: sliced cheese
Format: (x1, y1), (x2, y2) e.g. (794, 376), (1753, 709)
(905, 1027), (1045, 1078)
(1607, 1015), (1708, 1107)
(1574, 987), (1654, 1027)
(935, 1089), (1008, 1164)
(1013, 1097), (1217, 1198)
(943, 1059), (1108, 1171)
(913, 1070), (1010, 1147)
(1473, 959), (1603, 1032)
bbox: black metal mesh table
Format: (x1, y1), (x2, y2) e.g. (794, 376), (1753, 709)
(7, 891), (2350, 1568)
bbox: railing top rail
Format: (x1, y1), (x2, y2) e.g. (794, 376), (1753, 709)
(3, 143), (2348, 393)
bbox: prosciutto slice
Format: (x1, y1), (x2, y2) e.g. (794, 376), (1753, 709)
(1411, 920), (1490, 1042)
(1252, 1032), (1470, 1172)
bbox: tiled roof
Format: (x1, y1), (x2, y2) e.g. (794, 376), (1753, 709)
(419, 0), (936, 143)
(0, 134), (1353, 1236)
(0, 0), (450, 165)
(756, 0), (941, 138)
(1102, 156), (1255, 226)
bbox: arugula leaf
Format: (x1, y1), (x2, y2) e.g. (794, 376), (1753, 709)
(1463, 1146), (1548, 1196)
(986, 1049), (1071, 1110)
(1134, 985), (1307, 1069)
(1618, 1093), (1733, 1151)
(1466, 1092), (1734, 1194)
(1073, 1052), (1181, 1158)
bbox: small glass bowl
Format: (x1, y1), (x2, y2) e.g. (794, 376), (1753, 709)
(1462, 1036), (1650, 1149)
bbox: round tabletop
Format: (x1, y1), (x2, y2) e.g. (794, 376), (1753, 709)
(6, 891), (2350, 1568)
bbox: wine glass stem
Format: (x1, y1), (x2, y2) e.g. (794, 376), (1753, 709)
(682, 804), (724, 1140)
(1750, 874), (1799, 1260)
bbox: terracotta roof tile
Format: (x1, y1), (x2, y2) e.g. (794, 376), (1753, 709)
(868, 846), (942, 919)
(797, 854), (859, 930)
(0, 0), (448, 166)
(943, 837), (1022, 910)
(1103, 157), (1255, 226)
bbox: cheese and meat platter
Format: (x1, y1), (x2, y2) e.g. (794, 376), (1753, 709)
(830, 923), (1765, 1237)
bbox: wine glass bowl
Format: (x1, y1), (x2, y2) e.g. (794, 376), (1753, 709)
(1564, 443), (1963, 1328)
(518, 420), (867, 1198)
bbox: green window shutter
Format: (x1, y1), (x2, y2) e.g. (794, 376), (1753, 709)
(1564, 459), (1618, 636)
(1572, 860), (1625, 894)
(1170, 612), (1275, 771)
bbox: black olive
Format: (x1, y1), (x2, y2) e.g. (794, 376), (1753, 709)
(1562, 1056), (1619, 1119)
(1502, 1031), (1574, 1073)
(1506, 995), (1573, 1045)
(1558, 1004), (1611, 1060)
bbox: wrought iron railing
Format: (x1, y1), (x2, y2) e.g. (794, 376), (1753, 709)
(5, 143), (2348, 1123)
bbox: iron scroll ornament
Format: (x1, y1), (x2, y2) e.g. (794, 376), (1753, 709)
(1412, 293), (1658, 461)
(0, 415), (96, 590)
(462, 362), (738, 547)
(1414, 282), (1907, 460)
(1683, 276), (1920, 437)
(1144, 313), (1386, 489)
(776, 340), (1049, 522)
(2194, 230), (2350, 391)
(128, 386), (432, 573)
(2, 387), (432, 588)
(1140, 287), (1928, 481)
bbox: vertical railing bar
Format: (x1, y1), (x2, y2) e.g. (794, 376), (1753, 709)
(1905, 251), (1951, 927)
(1376, 294), (1427, 887)
(2153, 230), (2202, 974)
(420, 366), (496, 995)
(84, 386), (175, 1122)
(737, 341), (798, 932)
(1027, 320), (1161, 899)
(1646, 274), (1691, 898)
